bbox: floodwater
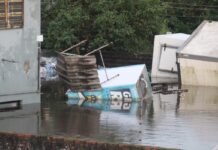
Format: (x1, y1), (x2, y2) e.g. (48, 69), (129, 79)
(0, 84), (218, 150)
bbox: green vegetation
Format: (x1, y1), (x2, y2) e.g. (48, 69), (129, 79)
(164, 0), (218, 33)
(41, 0), (218, 54)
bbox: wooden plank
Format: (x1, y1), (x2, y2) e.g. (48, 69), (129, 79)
(57, 70), (100, 83)
(56, 64), (98, 75)
(69, 85), (101, 92)
(84, 42), (113, 56)
(58, 54), (96, 65)
(68, 81), (100, 87)
(56, 70), (99, 80)
(58, 54), (80, 63)
(57, 53), (101, 91)
(57, 60), (96, 67)
(59, 76), (101, 88)
(64, 65), (97, 70)
(61, 40), (87, 54)
(56, 64), (80, 72)
(65, 59), (96, 65)
(57, 61), (97, 71)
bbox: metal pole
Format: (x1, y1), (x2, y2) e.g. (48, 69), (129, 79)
(84, 42), (113, 56)
(99, 50), (109, 80)
(61, 40), (87, 54)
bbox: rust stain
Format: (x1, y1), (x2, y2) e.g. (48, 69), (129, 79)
(23, 60), (30, 74)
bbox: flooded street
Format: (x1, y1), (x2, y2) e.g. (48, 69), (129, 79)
(0, 84), (218, 150)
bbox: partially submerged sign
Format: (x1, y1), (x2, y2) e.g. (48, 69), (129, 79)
(177, 20), (218, 87)
(67, 64), (152, 111)
(56, 41), (152, 111)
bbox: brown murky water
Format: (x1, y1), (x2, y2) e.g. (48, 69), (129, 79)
(0, 85), (218, 150)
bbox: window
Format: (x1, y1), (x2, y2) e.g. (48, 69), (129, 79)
(0, 0), (23, 29)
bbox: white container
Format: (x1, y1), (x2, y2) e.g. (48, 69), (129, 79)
(177, 20), (218, 87)
(151, 33), (189, 84)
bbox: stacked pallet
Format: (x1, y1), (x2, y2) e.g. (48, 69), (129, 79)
(56, 53), (101, 91)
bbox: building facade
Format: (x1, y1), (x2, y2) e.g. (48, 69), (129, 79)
(0, 0), (41, 104)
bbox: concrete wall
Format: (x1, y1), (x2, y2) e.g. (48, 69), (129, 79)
(0, 0), (41, 97)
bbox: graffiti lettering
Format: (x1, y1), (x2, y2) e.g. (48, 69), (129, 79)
(110, 90), (132, 111)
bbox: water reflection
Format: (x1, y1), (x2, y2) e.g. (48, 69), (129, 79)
(41, 104), (101, 137)
(152, 85), (218, 111)
(152, 85), (218, 149)
(179, 85), (218, 110)
(0, 84), (218, 150)
(153, 85), (179, 112)
(40, 92), (153, 141)
(0, 94), (40, 134)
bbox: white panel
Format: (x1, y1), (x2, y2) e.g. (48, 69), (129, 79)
(179, 58), (218, 87)
(151, 33), (189, 82)
(180, 21), (218, 58)
(159, 46), (178, 72)
(98, 64), (146, 87)
(180, 85), (218, 110)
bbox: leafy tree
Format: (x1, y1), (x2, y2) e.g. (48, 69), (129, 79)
(163, 0), (218, 33)
(41, 0), (166, 54)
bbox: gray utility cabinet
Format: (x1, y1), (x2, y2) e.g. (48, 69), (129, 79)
(0, 0), (41, 104)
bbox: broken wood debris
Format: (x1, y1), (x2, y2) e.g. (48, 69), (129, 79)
(56, 41), (114, 92)
(56, 54), (101, 92)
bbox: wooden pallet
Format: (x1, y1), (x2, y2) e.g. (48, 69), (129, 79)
(56, 53), (101, 91)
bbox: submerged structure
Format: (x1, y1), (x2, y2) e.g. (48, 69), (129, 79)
(56, 41), (152, 111)
(67, 64), (152, 111)
(151, 33), (189, 84)
(0, 0), (41, 106)
(177, 21), (218, 87)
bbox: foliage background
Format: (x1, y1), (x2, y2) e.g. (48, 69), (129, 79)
(41, 0), (218, 54)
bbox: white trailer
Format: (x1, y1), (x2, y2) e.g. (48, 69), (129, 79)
(177, 21), (218, 87)
(151, 33), (189, 84)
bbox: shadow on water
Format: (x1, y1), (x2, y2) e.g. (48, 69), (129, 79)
(1, 82), (218, 149)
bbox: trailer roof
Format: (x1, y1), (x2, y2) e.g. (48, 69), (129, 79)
(98, 64), (146, 88)
(178, 21), (218, 59)
(159, 33), (189, 41)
